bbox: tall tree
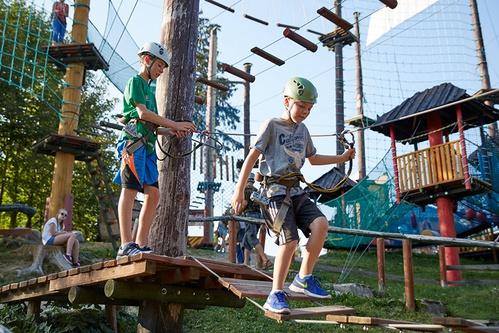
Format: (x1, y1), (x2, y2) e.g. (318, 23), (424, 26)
(139, 1), (199, 332)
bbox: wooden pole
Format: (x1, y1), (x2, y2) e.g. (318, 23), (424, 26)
(48, 0), (90, 217)
(203, 28), (217, 245)
(389, 125), (400, 203)
(376, 238), (385, 293)
(105, 305), (118, 333)
(26, 300), (41, 319)
(145, 1), (200, 332)
(228, 219), (237, 263)
(353, 12), (366, 180)
(469, 0), (496, 137)
(402, 239), (415, 311)
(243, 63), (252, 158)
(335, 0), (345, 174)
(456, 104), (471, 190)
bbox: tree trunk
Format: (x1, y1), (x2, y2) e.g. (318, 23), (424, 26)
(138, 1), (200, 332)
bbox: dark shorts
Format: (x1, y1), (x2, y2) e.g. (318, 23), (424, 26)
(264, 193), (325, 245)
(46, 236), (55, 245)
(242, 222), (260, 250)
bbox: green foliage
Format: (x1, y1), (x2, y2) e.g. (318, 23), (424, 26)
(0, 304), (52, 333)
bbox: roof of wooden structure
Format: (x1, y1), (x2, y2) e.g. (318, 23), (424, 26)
(370, 83), (499, 144)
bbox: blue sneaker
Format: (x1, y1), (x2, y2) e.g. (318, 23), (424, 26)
(263, 291), (290, 314)
(289, 274), (331, 299)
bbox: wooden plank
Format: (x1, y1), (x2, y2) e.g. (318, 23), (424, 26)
(37, 276), (48, 284)
(103, 259), (117, 268)
(460, 327), (499, 333)
(49, 260), (156, 291)
(221, 278), (311, 300)
(386, 323), (445, 332)
(265, 305), (354, 321)
(446, 264), (499, 271)
(326, 314), (413, 325)
(0, 283), (63, 303)
(91, 262), (104, 270)
(139, 254), (269, 281)
(159, 267), (201, 285)
(433, 316), (487, 327)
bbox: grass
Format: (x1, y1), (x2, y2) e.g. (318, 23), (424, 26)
(1, 238), (498, 332)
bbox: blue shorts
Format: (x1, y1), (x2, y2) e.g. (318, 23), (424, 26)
(113, 140), (158, 192)
(46, 236), (55, 245)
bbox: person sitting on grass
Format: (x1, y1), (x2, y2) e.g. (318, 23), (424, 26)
(41, 208), (80, 267)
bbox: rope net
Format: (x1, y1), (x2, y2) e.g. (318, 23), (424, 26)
(0, 0), (66, 118)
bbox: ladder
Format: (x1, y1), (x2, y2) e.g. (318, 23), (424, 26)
(86, 154), (119, 251)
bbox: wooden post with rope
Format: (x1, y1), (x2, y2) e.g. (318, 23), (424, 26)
(47, 0), (90, 217)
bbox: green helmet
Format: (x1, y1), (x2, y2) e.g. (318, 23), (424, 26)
(283, 77), (318, 104)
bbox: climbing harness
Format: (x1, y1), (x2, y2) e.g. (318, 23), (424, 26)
(252, 130), (355, 237)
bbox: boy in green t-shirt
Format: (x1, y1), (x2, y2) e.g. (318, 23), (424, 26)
(114, 42), (195, 258)
(231, 77), (355, 314)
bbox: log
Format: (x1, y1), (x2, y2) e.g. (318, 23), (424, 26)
(68, 286), (138, 305)
(104, 279), (245, 308)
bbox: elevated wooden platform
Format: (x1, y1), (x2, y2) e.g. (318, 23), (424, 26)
(401, 177), (492, 206)
(0, 254), (357, 321)
(319, 27), (358, 50)
(32, 134), (100, 161)
(43, 43), (109, 71)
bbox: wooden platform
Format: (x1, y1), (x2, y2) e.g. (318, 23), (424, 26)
(32, 134), (100, 161)
(401, 177), (492, 206)
(43, 43), (109, 71)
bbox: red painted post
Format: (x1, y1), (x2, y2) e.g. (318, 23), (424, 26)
(456, 104), (471, 190)
(389, 125), (400, 203)
(438, 246), (448, 287)
(376, 238), (386, 293)
(222, 63), (255, 82)
(402, 239), (415, 311)
(427, 112), (462, 283)
(437, 197), (461, 282)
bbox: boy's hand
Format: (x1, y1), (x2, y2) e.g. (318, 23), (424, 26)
(172, 121), (196, 133)
(231, 190), (247, 215)
(342, 148), (356, 162)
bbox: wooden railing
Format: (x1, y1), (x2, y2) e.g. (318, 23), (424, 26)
(396, 140), (464, 193)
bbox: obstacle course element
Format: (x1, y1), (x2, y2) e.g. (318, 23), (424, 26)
(283, 28), (318, 52)
(243, 14), (268, 26)
(33, 134), (100, 162)
(43, 43), (108, 71)
(222, 63), (255, 82)
(317, 7), (353, 31)
(204, 0), (235, 13)
(196, 76), (229, 91)
(379, 0), (398, 9)
(250, 47), (284, 66)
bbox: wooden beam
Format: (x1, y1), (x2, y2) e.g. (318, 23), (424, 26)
(243, 14), (268, 26)
(250, 47), (285, 66)
(222, 63), (255, 82)
(104, 280), (246, 308)
(283, 28), (318, 52)
(68, 286), (138, 305)
(446, 264), (499, 271)
(204, 0), (235, 13)
(49, 260), (156, 291)
(317, 7), (353, 31)
(379, 0), (398, 9)
(265, 305), (354, 321)
(196, 77), (229, 92)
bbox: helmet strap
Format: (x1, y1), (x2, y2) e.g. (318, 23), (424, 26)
(285, 99), (296, 124)
(145, 55), (158, 85)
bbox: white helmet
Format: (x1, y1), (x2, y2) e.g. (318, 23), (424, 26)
(138, 42), (170, 66)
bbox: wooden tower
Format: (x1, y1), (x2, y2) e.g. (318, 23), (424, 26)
(33, 0), (108, 223)
(371, 82), (498, 283)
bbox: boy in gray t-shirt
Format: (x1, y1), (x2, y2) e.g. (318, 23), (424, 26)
(231, 77), (355, 314)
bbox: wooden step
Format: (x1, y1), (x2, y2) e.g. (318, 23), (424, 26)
(326, 314), (413, 326)
(222, 277), (310, 300)
(386, 323), (445, 332)
(265, 305), (354, 321)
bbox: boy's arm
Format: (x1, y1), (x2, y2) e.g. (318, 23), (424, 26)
(308, 148), (355, 165)
(231, 148), (261, 214)
(135, 103), (195, 133)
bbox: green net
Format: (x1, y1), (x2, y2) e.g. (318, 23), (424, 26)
(0, 0), (66, 118)
(321, 149), (416, 249)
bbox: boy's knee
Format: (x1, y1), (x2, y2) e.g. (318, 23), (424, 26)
(311, 217), (329, 234)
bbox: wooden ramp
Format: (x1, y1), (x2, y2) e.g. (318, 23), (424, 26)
(433, 317), (499, 333)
